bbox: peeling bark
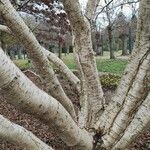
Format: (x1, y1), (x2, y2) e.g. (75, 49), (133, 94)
(85, 0), (100, 20)
(102, 49), (150, 149)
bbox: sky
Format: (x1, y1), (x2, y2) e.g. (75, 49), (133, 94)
(79, 0), (139, 27)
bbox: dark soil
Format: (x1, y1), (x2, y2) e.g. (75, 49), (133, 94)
(0, 70), (149, 150)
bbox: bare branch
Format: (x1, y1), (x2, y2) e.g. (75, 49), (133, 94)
(95, 0), (139, 21)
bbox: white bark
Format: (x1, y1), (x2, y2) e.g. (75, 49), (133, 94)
(95, 0), (150, 131)
(0, 0), (76, 119)
(95, 0), (150, 149)
(112, 92), (150, 150)
(0, 48), (93, 149)
(101, 49), (150, 149)
(0, 115), (53, 150)
(62, 0), (105, 129)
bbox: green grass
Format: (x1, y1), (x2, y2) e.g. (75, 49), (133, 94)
(13, 59), (32, 71)
(62, 53), (128, 75)
(62, 54), (76, 70)
(14, 52), (128, 75)
(96, 59), (128, 75)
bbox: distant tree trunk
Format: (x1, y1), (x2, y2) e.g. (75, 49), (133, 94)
(9, 49), (16, 60)
(17, 48), (22, 59)
(121, 36), (128, 55)
(58, 42), (62, 59)
(108, 26), (115, 59)
(128, 26), (134, 54)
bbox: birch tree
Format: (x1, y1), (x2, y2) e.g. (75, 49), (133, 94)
(0, 0), (149, 149)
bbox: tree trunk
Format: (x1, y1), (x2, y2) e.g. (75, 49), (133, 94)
(0, 48), (93, 150)
(95, 0), (150, 149)
(121, 36), (128, 56)
(108, 26), (115, 59)
(0, 0), (76, 119)
(128, 26), (133, 54)
(63, 0), (105, 128)
(0, 115), (53, 150)
(0, 0), (149, 149)
(112, 92), (150, 149)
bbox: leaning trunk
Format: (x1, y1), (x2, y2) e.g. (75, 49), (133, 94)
(0, 0), (76, 119)
(0, 48), (93, 150)
(95, 0), (150, 149)
(0, 115), (53, 150)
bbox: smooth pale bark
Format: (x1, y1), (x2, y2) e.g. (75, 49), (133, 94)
(0, 48), (93, 149)
(95, 0), (150, 149)
(112, 92), (150, 150)
(63, 0), (105, 129)
(0, 115), (53, 150)
(0, 0), (76, 119)
(102, 48), (150, 149)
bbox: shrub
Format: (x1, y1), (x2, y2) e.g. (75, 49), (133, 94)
(100, 74), (121, 89)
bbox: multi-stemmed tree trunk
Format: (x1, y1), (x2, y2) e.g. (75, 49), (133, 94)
(0, 0), (149, 150)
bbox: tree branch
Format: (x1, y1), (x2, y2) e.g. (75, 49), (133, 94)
(0, 115), (53, 150)
(0, 47), (93, 149)
(95, 0), (139, 21)
(0, 0), (77, 119)
(0, 24), (81, 92)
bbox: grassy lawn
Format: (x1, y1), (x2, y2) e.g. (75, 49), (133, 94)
(62, 52), (128, 75)
(13, 59), (32, 71)
(96, 59), (128, 75)
(14, 51), (129, 75)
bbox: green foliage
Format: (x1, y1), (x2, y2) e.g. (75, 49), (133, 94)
(14, 59), (32, 71)
(62, 54), (76, 70)
(13, 53), (128, 75)
(96, 59), (128, 75)
(62, 53), (128, 75)
(100, 74), (121, 89)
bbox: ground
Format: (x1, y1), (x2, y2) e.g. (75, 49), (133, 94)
(0, 69), (149, 150)
(14, 51), (128, 75)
